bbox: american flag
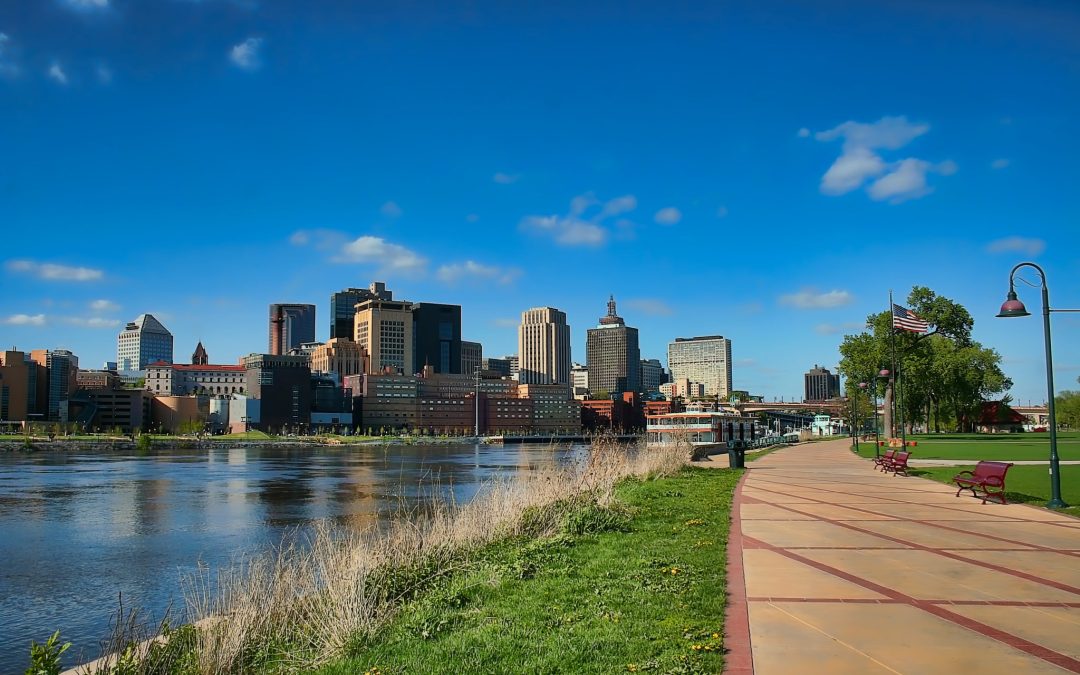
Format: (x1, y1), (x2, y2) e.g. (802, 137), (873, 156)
(892, 304), (929, 333)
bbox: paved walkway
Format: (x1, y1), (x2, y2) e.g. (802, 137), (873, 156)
(719, 438), (1080, 674)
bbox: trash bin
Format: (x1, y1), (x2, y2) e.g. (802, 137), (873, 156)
(727, 440), (746, 469)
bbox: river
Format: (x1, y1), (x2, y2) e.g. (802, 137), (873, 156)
(0, 441), (581, 672)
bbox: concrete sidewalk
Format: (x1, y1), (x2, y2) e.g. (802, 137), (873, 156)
(721, 438), (1080, 674)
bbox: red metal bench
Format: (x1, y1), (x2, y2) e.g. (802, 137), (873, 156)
(954, 461), (1013, 504)
(874, 449), (896, 471)
(884, 451), (911, 476)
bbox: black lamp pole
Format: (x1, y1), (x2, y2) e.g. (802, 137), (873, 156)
(997, 261), (1075, 509)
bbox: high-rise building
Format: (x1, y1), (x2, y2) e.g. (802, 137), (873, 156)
(667, 335), (732, 399)
(804, 364), (840, 401)
(461, 340), (483, 375)
(310, 338), (368, 379)
(506, 355), (520, 380)
(355, 294), (414, 374)
(329, 282), (392, 340)
(640, 358), (665, 394)
(518, 307), (571, 385)
(117, 314), (173, 372)
(243, 354), (312, 432)
(269, 304), (316, 355)
(483, 357), (513, 378)
(585, 296), (640, 396)
(412, 303), (462, 373)
(0, 350), (45, 422)
(571, 362), (589, 400)
(30, 349), (78, 421)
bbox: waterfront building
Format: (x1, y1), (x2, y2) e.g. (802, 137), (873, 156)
(269, 303), (316, 355)
(146, 361), (246, 397)
(667, 335), (732, 399)
(76, 369), (120, 390)
(412, 302), (462, 373)
(640, 358), (665, 394)
(0, 350), (45, 423)
(461, 340), (483, 375)
(243, 354), (312, 432)
(804, 364), (840, 401)
(659, 378), (706, 400)
(151, 395), (206, 434)
(585, 296), (640, 396)
(329, 282), (391, 340)
(355, 292), (414, 375)
(517, 383), (580, 433)
(570, 363), (589, 400)
(580, 391), (643, 432)
(30, 349), (78, 421)
(117, 314), (173, 372)
(518, 307), (571, 386)
(74, 388), (151, 433)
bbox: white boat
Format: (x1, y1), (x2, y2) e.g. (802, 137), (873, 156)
(645, 407), (758, 451)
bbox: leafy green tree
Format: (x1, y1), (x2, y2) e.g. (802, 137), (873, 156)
(1057, 391), (1080, 429)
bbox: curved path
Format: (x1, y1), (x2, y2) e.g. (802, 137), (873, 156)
(721, 438), (1080, 674)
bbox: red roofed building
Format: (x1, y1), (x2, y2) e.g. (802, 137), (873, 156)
(146, 360), (247, 397)
(972, 401), (1026, 433)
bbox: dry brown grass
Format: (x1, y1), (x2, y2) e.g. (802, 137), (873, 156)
(86, 439), (687, 674)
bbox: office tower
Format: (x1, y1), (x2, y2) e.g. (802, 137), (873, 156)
(329, 282), (392, 340)
(518, 307), (571, 386)
(483, 357), (513, 378)
(269, 303), (316, 355)
(461, 340), (483, 375)
(355, 293), (414, 374)
(412, 303), (462, 373)
(117, 314), (173, 372)
(667, 335), (732, 399)
(0, 350), (45, 422)
(310, 338), (369, 379)
(571, 362), (589, 399)
(243, 354), (312, 432)
(585, 296), (640, 396)
(30, 349), (78, 421)
(640, 358), (665, 394)
(804, 364), (840, 401)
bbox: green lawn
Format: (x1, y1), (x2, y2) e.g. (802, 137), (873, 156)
(318, 466), (740, 675)
(907, 464), (1080, 519)
(853, 435), (1080, 461)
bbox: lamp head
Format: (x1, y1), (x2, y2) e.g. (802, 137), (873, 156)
(858, 382), (868, 389)
(997, 289), (1030, 318)
(878, 369), (890, 378)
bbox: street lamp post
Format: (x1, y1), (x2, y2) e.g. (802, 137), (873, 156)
(997, 261), (1076, 509)
(850, 388), (860, 452)
(876, 370), (890, 455)
(858, 381), (870, 457)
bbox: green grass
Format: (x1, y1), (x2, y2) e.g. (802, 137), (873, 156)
(853, 435), (1080, 461)
(318, 466), (741, 675)
(907, 464), (1080, 519)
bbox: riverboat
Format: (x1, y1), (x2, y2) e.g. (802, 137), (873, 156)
(645, 407), (758, 451)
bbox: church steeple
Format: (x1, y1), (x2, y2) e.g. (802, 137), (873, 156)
(192, 341), (208, 365)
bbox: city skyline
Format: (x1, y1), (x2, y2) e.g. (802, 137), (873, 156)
(1, 1), (1078, 403)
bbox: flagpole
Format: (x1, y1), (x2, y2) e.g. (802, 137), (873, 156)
(888, 290), (898, 440)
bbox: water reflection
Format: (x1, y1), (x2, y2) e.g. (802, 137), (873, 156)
(0, 442), (579, 671)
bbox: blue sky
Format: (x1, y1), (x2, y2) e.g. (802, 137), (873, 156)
(1, 0), (1078, 403)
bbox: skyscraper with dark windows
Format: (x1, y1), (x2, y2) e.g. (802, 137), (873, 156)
(585, 296), (640, 397)
(412, 303), (462, 374)
(329, 282), (392, 340)
(269, 304), (316, 355)
(804, 364), (840, 401)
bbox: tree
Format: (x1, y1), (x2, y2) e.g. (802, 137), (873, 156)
(839, 286), (1009, 434)
(1057, 391), (1080, 429)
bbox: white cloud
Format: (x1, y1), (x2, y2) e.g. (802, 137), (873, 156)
(229, 37), (262, 70)
(89, 299), (120, 312)
(48, 62), (68, 85)
(991, 158), (1010, 170)
(810, 116), (949, 203)
(436, 260), (521, 285)
(624, 298), (674, 316)
(332, 236), (427, 273)
(2, 313), (46, 326)
(815, 321), (865, 335)
(288, 228), (347, 250)
(986, 236), (1046, 257)
(654, 207), (682, 226)
(778, 288), (854, 309)
(65, 316), (121, 328)
(867, 158), (932, 203)
(797, 127), (810, 138)
(520, 193), (637, 247)
(493, 172), (519, 184)
(380, 201), (403, 218)
(6, 259), (104, 281)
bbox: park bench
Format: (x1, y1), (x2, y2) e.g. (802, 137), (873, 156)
(874, 449), (896, 471)
(884, 450), (912, 476)
(953, 461), (1013, 504)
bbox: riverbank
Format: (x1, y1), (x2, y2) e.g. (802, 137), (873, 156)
(49, 440), (706, 673)
(0, 433), (493, 453)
